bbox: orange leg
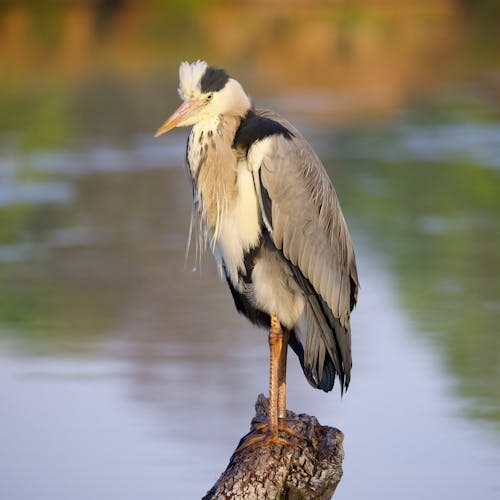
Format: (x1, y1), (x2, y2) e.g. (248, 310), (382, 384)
(237, 315), (303, 453)
(278, 327), (290, 421)
(268, 313), (281, 434)
(277, 327), (305, 442)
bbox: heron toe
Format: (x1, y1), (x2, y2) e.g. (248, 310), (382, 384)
(236, 418), (305, 454)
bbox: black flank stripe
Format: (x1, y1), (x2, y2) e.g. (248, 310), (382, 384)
(239, 241), (261, 284)
(224, 269), (269, 328)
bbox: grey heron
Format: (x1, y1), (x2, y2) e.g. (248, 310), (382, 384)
(155, 61), (359, 449)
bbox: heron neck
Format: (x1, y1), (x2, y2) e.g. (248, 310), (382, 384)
(189, 115), (241, 237)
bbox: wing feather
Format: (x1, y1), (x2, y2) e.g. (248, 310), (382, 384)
(249, 109), (359, 390)
(254, 109), (358, 314)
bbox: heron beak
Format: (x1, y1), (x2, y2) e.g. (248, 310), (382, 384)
(154, 100), (205, 137)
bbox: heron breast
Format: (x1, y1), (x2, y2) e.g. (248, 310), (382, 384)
(215, 161), (261, 285)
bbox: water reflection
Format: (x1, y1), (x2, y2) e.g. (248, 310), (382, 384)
(323, 122), (500, 431)
(1, 132), (500, 498)
(1, 1), (500, 499)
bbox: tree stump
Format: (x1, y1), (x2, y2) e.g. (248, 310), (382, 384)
(203, 394), (344, 499)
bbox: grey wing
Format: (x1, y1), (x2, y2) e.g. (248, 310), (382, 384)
(249, 110), (359, 390)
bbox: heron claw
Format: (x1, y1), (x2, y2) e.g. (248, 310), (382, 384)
(236, 418), (305, 454)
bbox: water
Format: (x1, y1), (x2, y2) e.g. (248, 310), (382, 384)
(1, 3), (500, 499)
(1, 134), (500, 499)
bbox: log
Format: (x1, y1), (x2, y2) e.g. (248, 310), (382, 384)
(203, 394), (344, 499)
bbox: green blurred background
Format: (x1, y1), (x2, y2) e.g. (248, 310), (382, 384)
(1, 1), (499, 499)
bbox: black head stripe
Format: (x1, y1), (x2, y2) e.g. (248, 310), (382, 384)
(200, 66), (229, 93)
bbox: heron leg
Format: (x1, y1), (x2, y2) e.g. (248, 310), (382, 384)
(277, 326), (290, 421)
(277, 328), (304, 442)
(237, 316), (303, 453)
(268, 313), (281, 434)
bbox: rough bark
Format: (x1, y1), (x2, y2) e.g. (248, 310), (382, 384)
(203, 394), (344, 500)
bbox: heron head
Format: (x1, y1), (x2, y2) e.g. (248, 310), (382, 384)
(155, 60), (252, 137)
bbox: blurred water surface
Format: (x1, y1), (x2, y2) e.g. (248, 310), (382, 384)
(1, 2), (500, 499)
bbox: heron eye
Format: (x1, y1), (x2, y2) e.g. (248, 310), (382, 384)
(206, 93), (213, 101)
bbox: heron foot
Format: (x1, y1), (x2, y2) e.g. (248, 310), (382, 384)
(237, 432), (295, 454)
(253, 418), (305, 442)
(236, 418), (305, 454)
